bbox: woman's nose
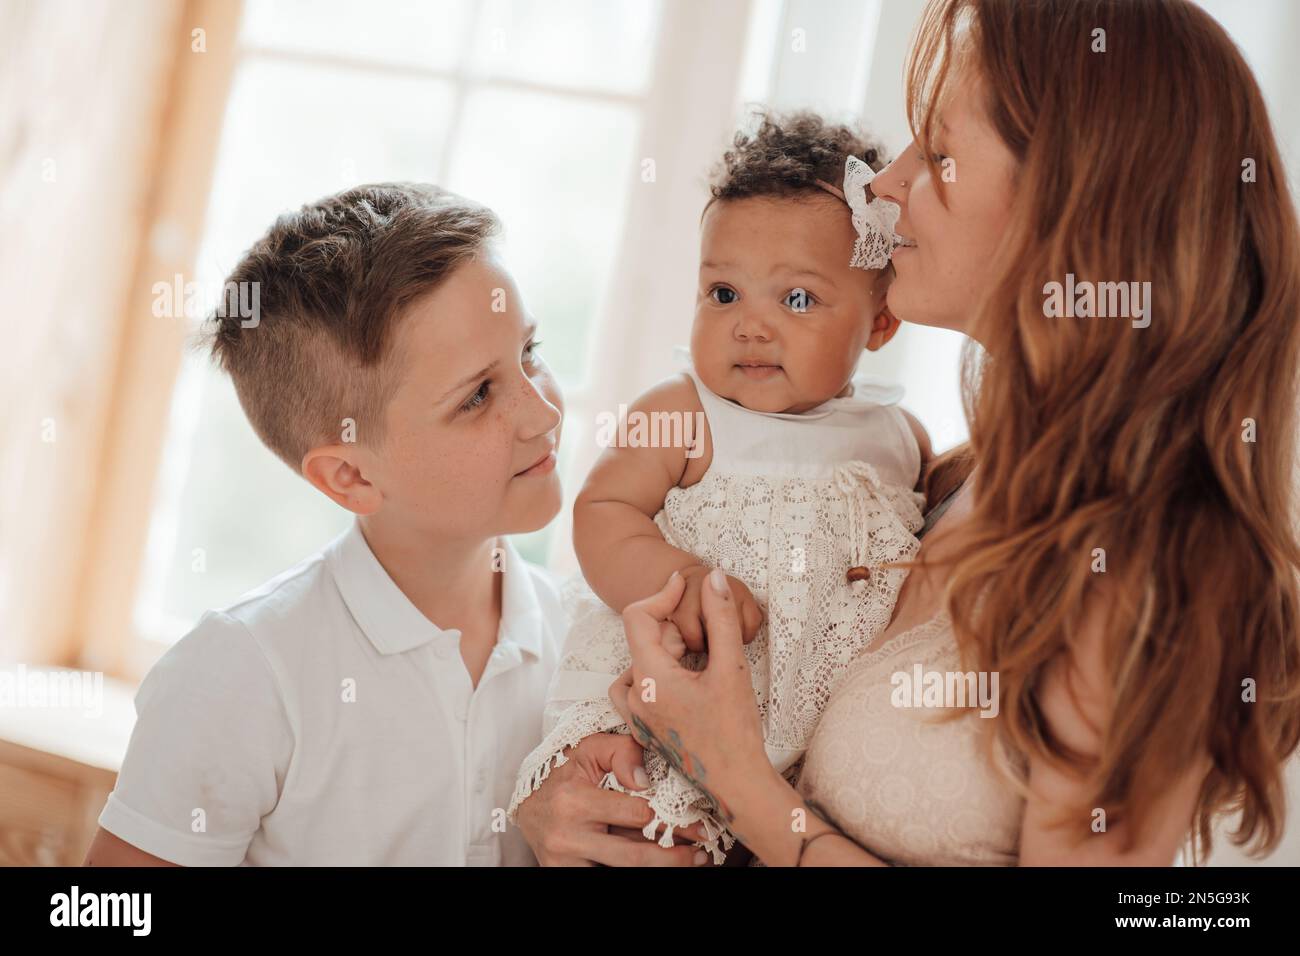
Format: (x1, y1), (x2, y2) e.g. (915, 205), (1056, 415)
(871, 145), (917, 205)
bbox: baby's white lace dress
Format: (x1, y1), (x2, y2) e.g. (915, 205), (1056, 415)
(506, 347), (925, 861)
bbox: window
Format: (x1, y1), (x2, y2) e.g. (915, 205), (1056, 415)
(135, 0), (663, 648)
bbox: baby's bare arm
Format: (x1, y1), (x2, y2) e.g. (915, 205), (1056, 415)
(574, 374), (711, 613)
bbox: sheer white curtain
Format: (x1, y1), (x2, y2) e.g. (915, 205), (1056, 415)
(0, 0), (185, 667)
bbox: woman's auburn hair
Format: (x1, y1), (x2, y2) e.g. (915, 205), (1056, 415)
(912, 0), (1300, 859)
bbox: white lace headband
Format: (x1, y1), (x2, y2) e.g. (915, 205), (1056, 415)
(813, 155), (900, 271)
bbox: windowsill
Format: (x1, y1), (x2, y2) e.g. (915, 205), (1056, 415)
(0, 665), (136, 772)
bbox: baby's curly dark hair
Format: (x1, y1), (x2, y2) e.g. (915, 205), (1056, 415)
(708, 109), (888, 203)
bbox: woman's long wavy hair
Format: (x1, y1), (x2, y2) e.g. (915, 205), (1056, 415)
(912, 0), (1300, 858)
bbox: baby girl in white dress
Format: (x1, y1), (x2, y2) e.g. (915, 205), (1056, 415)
(508, 112), (928, 862)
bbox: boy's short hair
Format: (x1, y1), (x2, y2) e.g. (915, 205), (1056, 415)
(708, 109), (888, 205)
(206, 182), (500, 472)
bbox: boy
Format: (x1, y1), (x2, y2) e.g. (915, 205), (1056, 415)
(85, 183), (573, 865)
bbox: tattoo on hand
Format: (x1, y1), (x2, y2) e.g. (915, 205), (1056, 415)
(630, 715), (734, 825)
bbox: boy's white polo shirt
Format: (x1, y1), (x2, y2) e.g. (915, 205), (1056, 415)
(98, 521), (567, 866)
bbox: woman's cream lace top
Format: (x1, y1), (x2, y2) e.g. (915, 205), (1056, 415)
(797, 607), (1026, 865)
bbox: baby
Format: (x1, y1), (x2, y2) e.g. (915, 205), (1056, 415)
(508, 111), (929, 862)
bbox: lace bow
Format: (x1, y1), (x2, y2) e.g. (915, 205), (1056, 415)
(842, 155), (900, 271)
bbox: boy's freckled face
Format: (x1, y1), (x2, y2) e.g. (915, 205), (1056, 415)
(369, 254), (564, 538)
(692, 195), (890, 415)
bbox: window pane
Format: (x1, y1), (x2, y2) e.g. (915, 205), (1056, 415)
(241, 0), (476, 69)
(135, 356), (351, 644)
(445, 88), (639, 385)
(467, 0), (661, 94)
(201, 58), (455, 269)
(137, 61), (456, 642)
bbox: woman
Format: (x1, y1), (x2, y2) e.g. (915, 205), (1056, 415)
(520, 0), (1300, 866)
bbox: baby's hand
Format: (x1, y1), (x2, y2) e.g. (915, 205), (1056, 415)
(670, 565), (763, 653)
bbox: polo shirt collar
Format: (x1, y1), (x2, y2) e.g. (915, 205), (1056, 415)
(327, 521), (545, 659)
(496, 536), (546, 660)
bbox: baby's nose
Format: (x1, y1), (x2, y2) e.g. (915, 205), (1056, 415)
(734, 317), (771, 340)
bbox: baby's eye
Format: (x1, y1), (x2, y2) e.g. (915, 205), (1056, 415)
(929, 152), (949, 164)
(784, 288), (816, 311)
(710, 285), (738, 305)
(523, 338), (544, 364)
(460, 381), (490, 412)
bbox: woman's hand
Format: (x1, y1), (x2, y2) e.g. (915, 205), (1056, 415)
(610, 569), (890, 866)
(515, 732), (711, 867)
(609, 568), (769, 827)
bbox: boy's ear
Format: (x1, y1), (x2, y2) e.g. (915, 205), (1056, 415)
(865, 303), (901, 352)
(302, 444), (383, 515)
